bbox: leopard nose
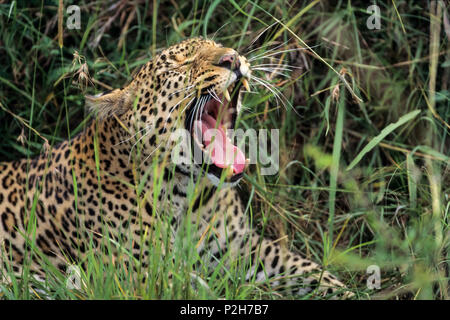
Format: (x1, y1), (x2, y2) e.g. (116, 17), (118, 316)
(218, 54), (240, 71)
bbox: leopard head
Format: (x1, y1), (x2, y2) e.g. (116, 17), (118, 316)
(87, 38), (252, 186)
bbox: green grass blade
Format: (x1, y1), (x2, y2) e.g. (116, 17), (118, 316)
(328, 90), (345, 258)
(347, 110), (421, 170)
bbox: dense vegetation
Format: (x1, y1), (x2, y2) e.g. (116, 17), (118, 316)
(0, 0), (448, 299)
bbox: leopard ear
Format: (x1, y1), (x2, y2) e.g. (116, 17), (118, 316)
(85, 87), (134, 119)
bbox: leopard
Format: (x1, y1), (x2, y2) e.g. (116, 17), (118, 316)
(0, 38), (352, 299)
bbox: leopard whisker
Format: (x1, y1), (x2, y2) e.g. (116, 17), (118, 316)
(162, 92), (195, 130)
(188, 98), (198, 132)
(115, 124), (152, 147)
(127, 92), (195, 163)
(141, 140), (164, 165)
(251, 76), (283, 107)
(253, 66), (295, 72)
(127, 130), (152, 163)
(249, 38), (292, 59)
(252, 63), (303, 70)
(252, 68), (290, 78)
(193, 97), (203, 132)
(176, 94), (196, 120)
(189, 96), (207, 133)
(244, 22), (278, 54)
(207, 89), (222, 103)
(211, 21), (231, 41)
(198, 95), (209, 125)
(249, 45), (320, 62)
(168, 85), (195, 97)
(239, 104), (256, 114)
(250, 75), (299, 116)
(144, 95), (204, 167)
(141, 96), (197, 166)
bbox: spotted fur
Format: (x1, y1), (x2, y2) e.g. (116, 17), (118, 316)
(0, 38), (351, 298)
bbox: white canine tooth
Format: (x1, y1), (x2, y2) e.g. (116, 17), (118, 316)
(245, 158), (251, 165)
(226, 166), (234, 178)
(224, 88), (231, 102)
(242, 78), (250, 91)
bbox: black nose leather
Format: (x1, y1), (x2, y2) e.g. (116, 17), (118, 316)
(233, 69), (242, 79)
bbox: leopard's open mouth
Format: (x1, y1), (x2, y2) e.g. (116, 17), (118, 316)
(185, 80), (246, 182)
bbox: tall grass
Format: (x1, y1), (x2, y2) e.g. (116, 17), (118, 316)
(0, 0), (448, 299)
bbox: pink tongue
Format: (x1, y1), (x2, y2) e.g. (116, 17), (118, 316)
(200, 115), (246, 174)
